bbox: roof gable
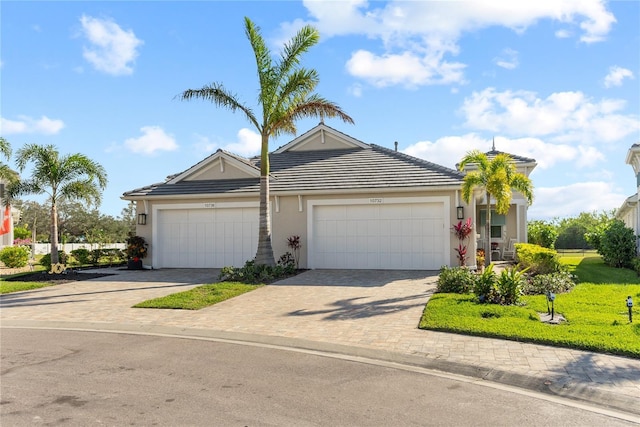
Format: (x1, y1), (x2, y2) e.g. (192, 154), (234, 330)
(167, 150), (260, 184)
(274, 123), (368, 153)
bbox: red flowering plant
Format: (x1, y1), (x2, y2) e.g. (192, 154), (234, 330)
(451, 218), (473, 266)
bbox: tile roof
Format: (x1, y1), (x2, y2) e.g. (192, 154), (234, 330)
(484, 149), (537, 164)
(123, 144), (465, 198)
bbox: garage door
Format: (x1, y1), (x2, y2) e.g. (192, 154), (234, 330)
(157, 207), (258, 268)
(310, 202), (445, 270)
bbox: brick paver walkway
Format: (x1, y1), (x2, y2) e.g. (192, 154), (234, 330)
(1, 267), (638, 416)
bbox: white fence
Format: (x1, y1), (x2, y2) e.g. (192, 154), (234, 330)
(30, 243), (126, 255)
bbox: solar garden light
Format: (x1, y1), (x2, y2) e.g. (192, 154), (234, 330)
(627, 296), (634, 323)
(546, 291), (556, 320)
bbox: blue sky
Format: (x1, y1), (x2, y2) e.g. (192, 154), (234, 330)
(1, 0), (639, 220)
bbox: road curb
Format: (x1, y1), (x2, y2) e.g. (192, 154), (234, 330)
(3, 319), (638, 418)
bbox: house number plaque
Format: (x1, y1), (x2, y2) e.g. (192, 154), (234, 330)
(204, 203), (216, 208)
(369, 198), (383, 204)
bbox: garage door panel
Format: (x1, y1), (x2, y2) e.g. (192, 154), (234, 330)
(157, 207), (258, 268)
(311, 202), (445, 270)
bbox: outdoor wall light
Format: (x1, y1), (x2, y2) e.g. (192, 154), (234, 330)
(137, 213), (147, 225)
(456, 206), (464, 220)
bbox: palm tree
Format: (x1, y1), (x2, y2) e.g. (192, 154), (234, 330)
(10, 144), (108, 265)
(458, 150), (534, 265)
(0, 137), (20, 202)
(180, 17), (354, 267)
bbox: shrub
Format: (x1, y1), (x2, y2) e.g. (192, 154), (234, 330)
(125, 234), (148, 260)
(522, 270), (577, 295)
(219, 259), (294, 284)
(515, 243), (562, 275)
(472, 263), (498, 303)
(40, 251), (68, 271)
(71, 248), (92, 265)
(495, 267), (526, 305)
(632, 257), (640, 276)
(436, 266), (474, 294)
(0, 246), (31, 268)
(598, 219), (636, 268)
(527, 220), (558, 249)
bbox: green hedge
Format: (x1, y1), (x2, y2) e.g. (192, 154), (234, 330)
(515, 243), (562, 275)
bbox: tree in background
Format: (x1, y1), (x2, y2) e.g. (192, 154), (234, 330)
(598, 219), (636, 268)
(10, 144), (107, 265)
(527, 220), (558, 249)
(180, 17), (353, 266)
(458, 150), (534, 265)
(0, 137), (20, 190)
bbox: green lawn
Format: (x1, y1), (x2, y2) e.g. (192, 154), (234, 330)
(0, 281), (55, 294)
(419, 255), (640, 358)
(133, 282), (264, 310)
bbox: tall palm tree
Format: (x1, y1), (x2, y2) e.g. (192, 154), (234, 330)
(180, 17), (354, 267)
(0, 137), (20, 203)
(10, 144), (108, 265)
(458, 150), (534, 265)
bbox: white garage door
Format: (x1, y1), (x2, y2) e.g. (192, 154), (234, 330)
(157, 207), (258, 268)
(310, 202), (445, 270)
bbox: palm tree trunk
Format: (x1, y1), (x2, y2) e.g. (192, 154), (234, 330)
(254, 175), (275, 266)
(485, 192), (491, 266)
(50, 203), (59, 265)
(254, 134), (275, 267)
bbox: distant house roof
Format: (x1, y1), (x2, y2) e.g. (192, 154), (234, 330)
(484, 149), (537, 165)
(122, 126), (466, 199)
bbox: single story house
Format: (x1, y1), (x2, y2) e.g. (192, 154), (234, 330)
(616, 143), (640, 252)
(122, 123), (535, 270)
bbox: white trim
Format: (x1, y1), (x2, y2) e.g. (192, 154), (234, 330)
(306, 196), (450, 269)
(167, 151), (259, 184)
(298, 195), (303, 212)
(274, 124), (369, 153)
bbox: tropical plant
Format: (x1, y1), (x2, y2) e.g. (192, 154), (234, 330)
(125, 233), (148, 260)
(9, 144), (108, 265)
(180, 17), (353, 267)
(0, 137), (20, 192)
(495, 266), (526, 305)
(457, 150), (534, 265)
(472, 263), (497, 303)
(451, 218), (473, 266)
(287, 235), (302, 269)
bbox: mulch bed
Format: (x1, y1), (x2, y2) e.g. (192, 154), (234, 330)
(3, 271), (115, 284)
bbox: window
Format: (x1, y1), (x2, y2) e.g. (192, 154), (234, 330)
(491, 226), (502, 238)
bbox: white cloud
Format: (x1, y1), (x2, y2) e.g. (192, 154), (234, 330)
(79, 15), (143, 76)
(402, 134), (596, 171)
(528, 182), (626, 220)
(493, 48), (519, 70)
(460, 87), (640, 143)
(289, 0), (615, 88)
(0, 115), (65, 135)
(193, 128), (261, 158)
(604, 66), (634, 88)
(124, 126), (178, 155)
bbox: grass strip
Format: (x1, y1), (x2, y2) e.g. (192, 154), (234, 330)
(133, 282), (263, 310)
(0, 281), (56, 294)
(419, 255), (640, 358)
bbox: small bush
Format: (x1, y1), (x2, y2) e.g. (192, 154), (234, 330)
(0, 246), (31, 268)
(219, 259), (294, 284)
(436, 266), (474, 294)
(472, 263), (498, 303)
(515, 243), (562, 275)
(632, 257), (640, 276)
(495, 267), (526, 305)
(40, 251), (68, 271)
(71, 248), (92, 265)
(522, 271), (577, 295)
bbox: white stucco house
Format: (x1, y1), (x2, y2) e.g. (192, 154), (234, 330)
(122, 124), (536, 270)
(616, 143), (640, 252)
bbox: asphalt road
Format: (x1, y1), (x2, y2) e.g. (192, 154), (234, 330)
(0, 329), (636, 426)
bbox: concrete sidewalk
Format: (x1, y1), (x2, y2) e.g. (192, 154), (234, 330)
(1, 267), (639, 418)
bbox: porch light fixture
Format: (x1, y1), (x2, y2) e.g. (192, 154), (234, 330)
(137, 213), (147, 225)
(456, 206), (464, 220)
